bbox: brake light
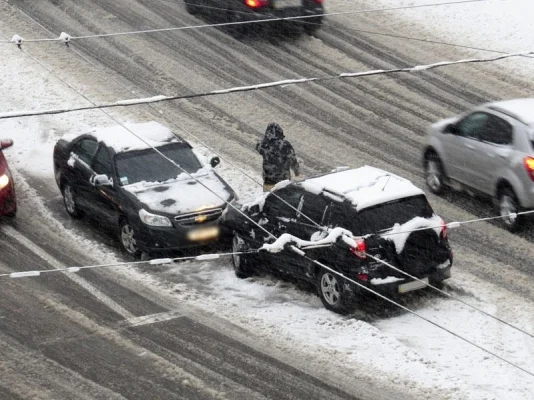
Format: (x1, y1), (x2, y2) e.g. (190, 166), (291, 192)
(349, 239), (366, 259)
(440, 220), (447, 240)
(312, 0), (323, 3)
(524, 157), (534, 181)
(356, 273), (369, 282)
(245, 0), (268, 8)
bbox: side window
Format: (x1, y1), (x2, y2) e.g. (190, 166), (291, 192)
(264, 188), (303, 219)
(479, 115), (513, 145)
(72, 138), (98, 165)
(299, 193), (329, 225)
(456, 112), (489, 139)
(92, 146), (113, 176)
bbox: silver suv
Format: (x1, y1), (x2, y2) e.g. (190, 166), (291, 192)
(423, 98), (534, 231)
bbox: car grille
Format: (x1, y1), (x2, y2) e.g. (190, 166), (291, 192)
(174, 208), (223, 226)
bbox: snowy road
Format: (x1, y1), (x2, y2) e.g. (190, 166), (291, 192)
(1, 0), (534, 398)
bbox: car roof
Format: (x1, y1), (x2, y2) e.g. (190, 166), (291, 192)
(65, 121), (184, 153)
(486, 98), (534, 125)
(300, 166), (425, 211)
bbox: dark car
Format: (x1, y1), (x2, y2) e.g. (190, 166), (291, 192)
(184, 0), (324, 35)
(53, 122), (236, 258)
(0, 139), (16, 217)
(224, 166), (453, 314)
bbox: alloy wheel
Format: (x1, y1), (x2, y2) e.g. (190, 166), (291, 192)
(500, 194), (517, 226)
(121, 224), (138, 255)
(320, 272), (341, 306)
(426, 159), (443, 193)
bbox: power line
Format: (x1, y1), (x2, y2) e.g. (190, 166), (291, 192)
(0, 250), (258, 279)
(4, 1), (534, 376)
(1, 0), (490, 45)
(365, 253), (534, 340)
(302, 254), (534, 378)
(5, 1), (328, 249)
(2, 49), (532, 121)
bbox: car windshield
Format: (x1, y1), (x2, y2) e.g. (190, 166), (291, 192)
(354, 195), (434, 235)
(115, 143), (202, 186)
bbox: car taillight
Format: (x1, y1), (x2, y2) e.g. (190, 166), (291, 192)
(356, 273), (369, 282)
(245, 0), (268, 8)
(349, 238), (366, 259)
(524, 156), (534, 181)
(440, 220), (447, 240)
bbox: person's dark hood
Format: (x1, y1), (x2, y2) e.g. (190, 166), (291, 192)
(265, 123), (284, 141)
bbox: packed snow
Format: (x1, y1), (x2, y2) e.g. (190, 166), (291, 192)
(2, 1), (534, 399)
(302, 166), (425, 211)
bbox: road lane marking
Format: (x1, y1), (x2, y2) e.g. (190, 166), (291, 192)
(1, 225), (135, 319)
(125, 311), (184, 327)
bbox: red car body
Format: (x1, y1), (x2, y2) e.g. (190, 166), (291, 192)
(0, 139), (16, 217)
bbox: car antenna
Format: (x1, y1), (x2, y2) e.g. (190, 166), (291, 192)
(381, 175), (391, 191)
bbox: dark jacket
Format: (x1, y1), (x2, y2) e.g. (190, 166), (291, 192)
(256, 123), (300, 185)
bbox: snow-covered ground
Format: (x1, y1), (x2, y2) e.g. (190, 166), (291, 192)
(2, 0), (534, 399)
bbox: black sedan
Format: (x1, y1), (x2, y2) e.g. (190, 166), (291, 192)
(53, 122), (236, 258)
(184, 0), (324, 35)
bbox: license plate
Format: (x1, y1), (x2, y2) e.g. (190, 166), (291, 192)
(273, 0), (302, 9)
(398, 278), (429, 294)
(187, 226), (219, 242)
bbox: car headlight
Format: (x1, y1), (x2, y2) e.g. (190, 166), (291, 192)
(0, 174), (9, 190)
(139, 209), (172, 227)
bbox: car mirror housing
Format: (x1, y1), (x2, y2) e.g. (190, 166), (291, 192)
(443, 123), (458, 135)
(92, 174), (113, 187)
(0, 139), (14, 150)
(210, 156), (221, 168)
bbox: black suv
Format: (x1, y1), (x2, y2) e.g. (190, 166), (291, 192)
(53, 122), (236, 258)
(224, 167), (453, 314)
(184, 0), (324, 35)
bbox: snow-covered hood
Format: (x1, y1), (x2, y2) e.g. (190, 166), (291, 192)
(124, 171), (232, 215)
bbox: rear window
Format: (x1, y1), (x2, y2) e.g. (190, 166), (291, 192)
(353, 195), (434, 235)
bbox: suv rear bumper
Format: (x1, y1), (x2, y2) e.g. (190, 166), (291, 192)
(347, 264), (452, 298)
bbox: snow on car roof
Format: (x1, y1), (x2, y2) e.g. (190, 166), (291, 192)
(488, 98), (534, 125)
(67, 121), (182, 153)
(301, 166), (424, 211)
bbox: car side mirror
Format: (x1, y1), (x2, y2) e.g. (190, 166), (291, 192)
(249, 204), (260, 215)
(0, 139), (13, 150)
(92, 174), (113, 187)
(443, 123), (459, 135)
(210, 156), (220, 168)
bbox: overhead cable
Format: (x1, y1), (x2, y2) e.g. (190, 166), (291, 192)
(365, 253), (534, 340)
(1, 49), (532, 120)
(302, 255), (534, 378)
(1, 0), (489, 45)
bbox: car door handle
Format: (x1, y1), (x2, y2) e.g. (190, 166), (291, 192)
(465, 144), (475, 150)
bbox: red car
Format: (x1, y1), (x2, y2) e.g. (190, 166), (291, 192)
(0, 139), (16, 217)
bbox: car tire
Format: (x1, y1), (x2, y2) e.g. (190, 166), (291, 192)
(317, 269), (350, 314)
(303, 19), (322, 35)
(424, 153), (446, 194)
(498, 187), (522, 232)
(184, 1), (199, 15)
(62, 182), (83, 218)
(232, 233), (254, 278)
(119, 219), (142, 259)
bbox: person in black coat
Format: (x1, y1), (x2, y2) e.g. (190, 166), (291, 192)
(256, 123), (300, 191)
